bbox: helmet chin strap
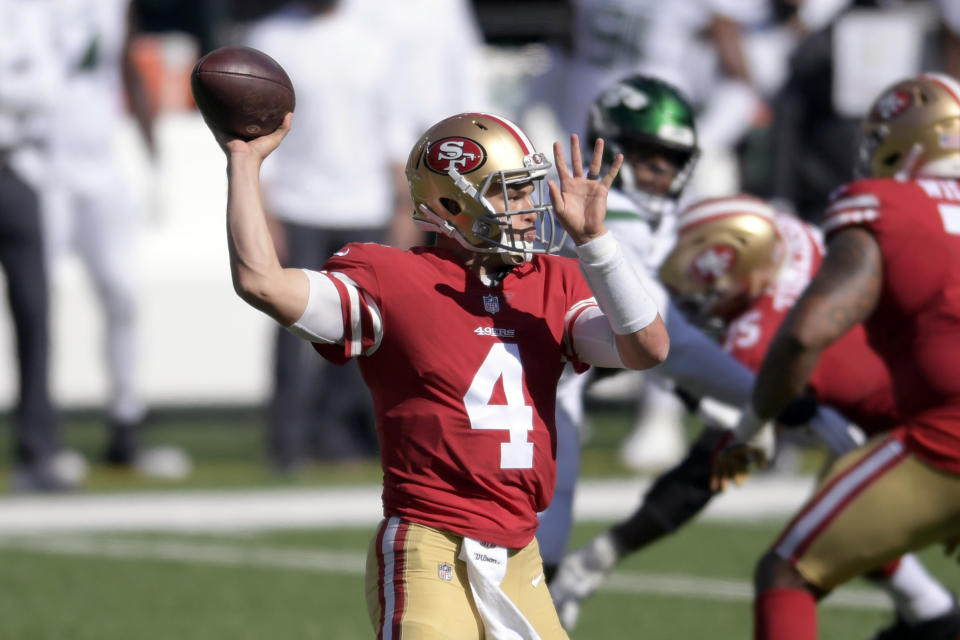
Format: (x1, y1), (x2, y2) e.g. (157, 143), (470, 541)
(894, 143), (924, 181)
(497, 230), (533, 265)
(416, 204), (530, 262)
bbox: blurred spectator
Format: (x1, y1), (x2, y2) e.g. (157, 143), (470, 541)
(244, 0), (416, 469)
(769, 0), (945, 221)
(45, 0), (190, 478)
(352, 0), (491, 135)
(0, 0), (85, 491)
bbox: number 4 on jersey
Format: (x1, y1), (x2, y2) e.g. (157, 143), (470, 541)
(463, 343), (534, 469)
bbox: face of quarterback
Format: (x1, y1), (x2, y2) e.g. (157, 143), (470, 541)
(625, 141), (684, 196)
(486, 180), (539, 246)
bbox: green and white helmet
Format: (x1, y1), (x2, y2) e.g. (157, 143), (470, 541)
(587, 74), (699, 220)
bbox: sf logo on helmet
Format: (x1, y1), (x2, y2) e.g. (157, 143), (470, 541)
(426, 137), (486, 174)
(872, 90), (912, 121)
(691, 245), (737, 284)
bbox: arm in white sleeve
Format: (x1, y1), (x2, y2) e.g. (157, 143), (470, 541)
(658, 299), (756, 405)
(285, 269), (345, 344)
(574, 232), (660, 334)
(570, 306), (625, 368)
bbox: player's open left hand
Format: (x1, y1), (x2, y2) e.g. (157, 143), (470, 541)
(207, 112), (293, 163)
(548, 135), (623, 246)
(709, 432), (768, 493)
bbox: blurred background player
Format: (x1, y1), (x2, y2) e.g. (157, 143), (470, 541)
(520, 0), (801, 476)
(45, 0), (188, 478)
(243, 0), (420, 469)
(211, 101), (671, 636)
(550, 193), (960, 634)
(713, 72), (960, 640)
(0, 0), (85, 491)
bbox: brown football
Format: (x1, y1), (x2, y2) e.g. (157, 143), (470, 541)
(190, 46), (295, 139)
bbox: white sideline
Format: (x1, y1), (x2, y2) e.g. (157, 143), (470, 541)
(0, 475), (816, 534)
(0, 534), (888, 611)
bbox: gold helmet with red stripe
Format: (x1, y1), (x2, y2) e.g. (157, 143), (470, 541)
(405, 112), (563, 264)
(659, 195), (783, 322)
(857, 73), (960, 179)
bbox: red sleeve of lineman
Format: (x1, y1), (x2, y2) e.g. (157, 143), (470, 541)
(821, 179), (888, 240)
(310, 242), (385, 365)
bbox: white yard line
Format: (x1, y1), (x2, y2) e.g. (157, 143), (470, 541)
(0, 475), (817, 534)
(0, 533), (887, 611)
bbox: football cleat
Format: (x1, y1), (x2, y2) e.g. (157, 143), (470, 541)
(549, 531), (621, 630)
(11, 449), (87, 493)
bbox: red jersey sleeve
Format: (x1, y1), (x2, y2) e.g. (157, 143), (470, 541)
(558, 258), (599, 373)
(822, 179), (882, 235)
(310, 242), (389, 365)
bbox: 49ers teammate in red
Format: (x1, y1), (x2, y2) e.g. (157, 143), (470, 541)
(550, 195), (955, 636)
(713, 73), (960, 640)
(207, 109), (669, 638)
(663, 195), (897, 437)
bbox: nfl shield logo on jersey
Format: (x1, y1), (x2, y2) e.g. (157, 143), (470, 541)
(483, 294), (500, 314)
(437, 563), (453, 582)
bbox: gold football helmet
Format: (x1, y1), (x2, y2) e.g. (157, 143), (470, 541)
(405, 112), (564, 264)
(857, 72), (960, 179)
(659, 195), (783, 323)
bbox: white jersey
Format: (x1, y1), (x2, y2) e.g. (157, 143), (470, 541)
(0, 0), (63, 184)
(246, 8), (412, 228)
(547, 0), (657, 139)
(347, 0), (490, 137)
(50, 0), (129, 183)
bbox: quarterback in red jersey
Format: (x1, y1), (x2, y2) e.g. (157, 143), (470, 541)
(206, 108), (669, 638)
(713, 73), (960, 640)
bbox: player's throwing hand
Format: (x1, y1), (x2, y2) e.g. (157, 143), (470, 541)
(209, 112), (294, 163)
(549, 135), (623, 246)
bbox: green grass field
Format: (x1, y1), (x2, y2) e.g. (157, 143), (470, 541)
(1, 521), (958, 639)
(0, 408), (956, 639)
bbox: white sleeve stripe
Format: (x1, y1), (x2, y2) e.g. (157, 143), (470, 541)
(564, 298), (599, 340)
(821, 209), (879, 234)
(362, 292), (384, 356)
(825, 194), (879, 214)
(326, 271), (373, 357)
(566, 297), (598, 317)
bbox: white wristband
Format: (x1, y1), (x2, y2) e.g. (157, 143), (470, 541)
(575, 232), (659, 334)
(734, 404), (767, 441)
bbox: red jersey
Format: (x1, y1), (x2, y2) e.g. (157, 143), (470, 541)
(823, 178), (960, 473)
(723, 214), (898, 434)
(314, 243), (597, 548)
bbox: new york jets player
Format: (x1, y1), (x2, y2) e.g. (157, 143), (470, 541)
(538, 75), (763, 582)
